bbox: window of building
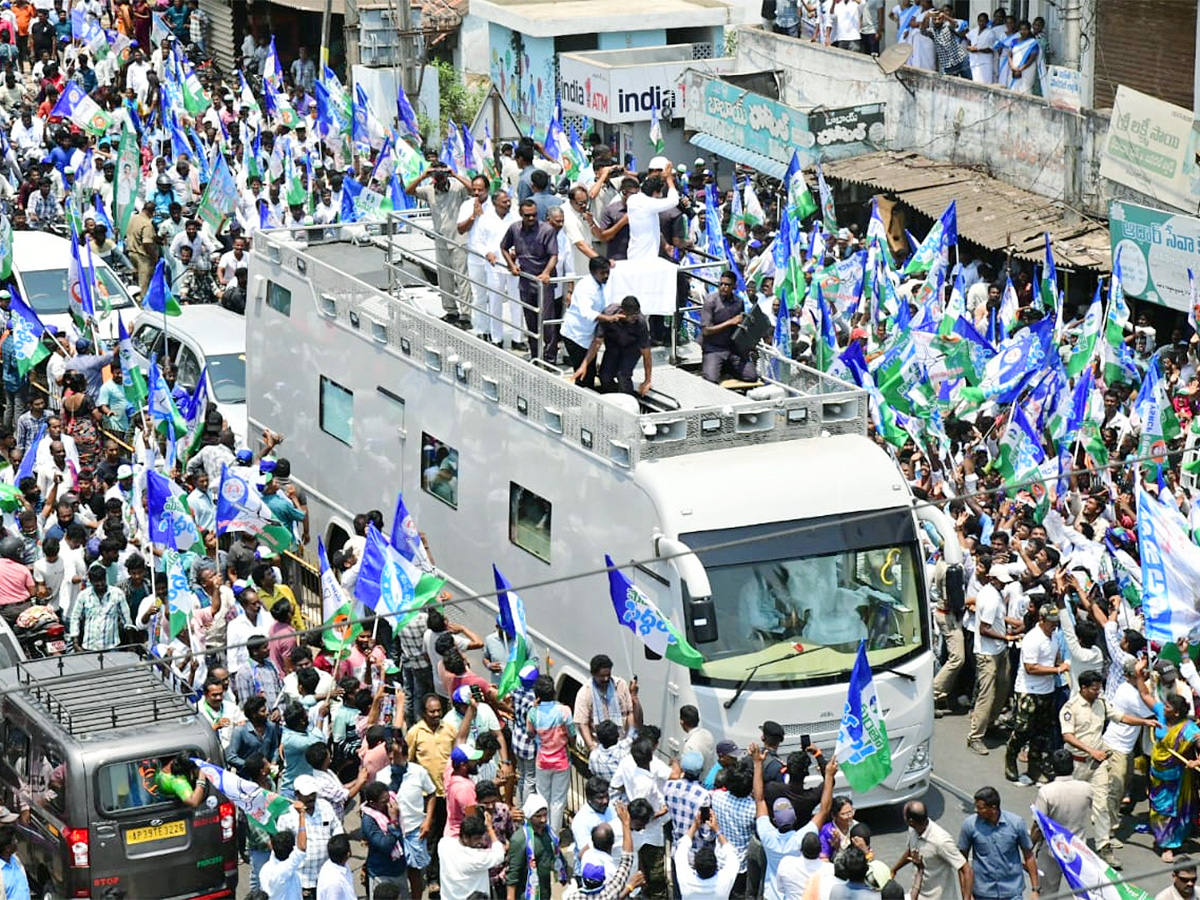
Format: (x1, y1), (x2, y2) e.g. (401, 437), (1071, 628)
(420, 433), (458, 508)
(378, 387), (405, 438)
(266, 281), (292, 316)
(509, 483), (551, 563)
(319, 376), (354, 446)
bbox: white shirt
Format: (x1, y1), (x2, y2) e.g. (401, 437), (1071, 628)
(571, 803), (623, 862)
(967, 25), (997, 82)
(377, 760), (436, 830)
(476, 203), (518, 259)
(258, 848), (307, 900)
(458, 197), (488, 256)
(673, 835), (739, 899)
(625, 189), (678, 260)
(1014, 626), (1058, 695)
(315, 859), (356, 900)
(282, 668), (334, 701)
(32, 555), (65, 606)
(620, 765), (667, 847)
(973, 584), (1007, 656)
(226, 610), (270, 678)
(216, 249), (248, 284)
(834, 0), (863, 40)
(778, 857), (833, 899)
(436, 836), (506, 899)
(1103, 680), (1152, 753)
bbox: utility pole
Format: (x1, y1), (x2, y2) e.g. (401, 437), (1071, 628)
(345, 0), (361, 70)
(1061, 0), (1081, 70)
(399, 0), (415, 95)
(320, 0), (332, 69)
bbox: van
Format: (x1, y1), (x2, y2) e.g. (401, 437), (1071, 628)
(11, 232), (137, 343)
(0, 653), (238, 900)
(128, 306), (247, 443)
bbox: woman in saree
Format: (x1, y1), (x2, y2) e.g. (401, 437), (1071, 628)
(1149, 694), (1200, 862)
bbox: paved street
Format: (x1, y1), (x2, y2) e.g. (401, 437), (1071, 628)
(858, 710), (1178, 900)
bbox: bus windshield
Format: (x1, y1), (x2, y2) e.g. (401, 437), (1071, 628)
(684, 511), (929, 687)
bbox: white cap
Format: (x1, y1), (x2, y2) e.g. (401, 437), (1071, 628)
(293, 775), (319, 797)
(988, 564), (1014, 583)
(648, 156), (669, 171)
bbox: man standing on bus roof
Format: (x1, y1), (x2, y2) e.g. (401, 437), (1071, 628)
(572, 295), (653, 397)
(575, 653), (636, 752)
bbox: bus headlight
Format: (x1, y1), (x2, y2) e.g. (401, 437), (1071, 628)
(904, 739), (931, 774)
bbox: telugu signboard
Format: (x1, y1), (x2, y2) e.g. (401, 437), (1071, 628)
(1109, 200), (1200, 313)
(1045, 66), (1081, 113)
(1100, 86), (1200, 214)
(682, 75), (885, 166)
(559, 53), (735, 124)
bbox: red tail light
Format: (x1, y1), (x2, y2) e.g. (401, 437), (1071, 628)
(65, 827), (89, 868)
(219, 802), (234, 841)
(46, 624), (65, 637)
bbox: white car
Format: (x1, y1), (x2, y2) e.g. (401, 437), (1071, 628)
(12, 231), (137, 342)
(128, 306), (247, 442)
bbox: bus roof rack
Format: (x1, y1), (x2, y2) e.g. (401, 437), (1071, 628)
(252, 223), (868, 470)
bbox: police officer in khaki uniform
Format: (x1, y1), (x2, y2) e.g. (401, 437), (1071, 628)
(1059, 669), (1110, 783)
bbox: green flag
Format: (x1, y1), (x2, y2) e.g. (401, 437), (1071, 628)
(834, 642), (892, 793)
(0, 213), (11, 281)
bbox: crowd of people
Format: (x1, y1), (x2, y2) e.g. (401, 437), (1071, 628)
(762, 0), (1051, 94)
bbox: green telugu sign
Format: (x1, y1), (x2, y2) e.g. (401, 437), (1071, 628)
(1109, 200), (1200, 314)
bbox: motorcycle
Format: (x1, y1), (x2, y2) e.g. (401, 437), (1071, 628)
(14, 605), (66, 658)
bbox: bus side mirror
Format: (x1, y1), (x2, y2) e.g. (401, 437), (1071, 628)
(945, 564), (965, 617)
(689, 597), (718, 644)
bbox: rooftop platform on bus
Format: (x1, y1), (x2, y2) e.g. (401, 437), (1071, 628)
(253, 218), (869, 469)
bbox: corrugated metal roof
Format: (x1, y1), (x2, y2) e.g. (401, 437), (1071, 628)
(822, 151), (1112, 272)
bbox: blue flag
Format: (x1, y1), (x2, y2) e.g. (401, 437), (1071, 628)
(396, 87), (419, 137)
(16, 420), (46, 485)
(340, 174), (364, 224)
(390, 491), (431, 569)
(606, 554), (702, 668)
(833, 641), (893, 792)
(960, 317), (1054, 405)
(353, 523), (394, 611)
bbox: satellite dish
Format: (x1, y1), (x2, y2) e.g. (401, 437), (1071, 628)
(876, 43), (913, 75)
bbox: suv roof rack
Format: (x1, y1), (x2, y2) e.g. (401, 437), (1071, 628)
(12, 652), (197, 738)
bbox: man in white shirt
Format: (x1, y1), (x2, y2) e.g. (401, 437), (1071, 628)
(966, 561), (1014, 755)
(560, 256), (613, 391)
(215, 235), (248, 289)
(478, 189), (520, 346)
(833, 0), (863, 49)
(966, 12), (997, 82)
(437, 811), (507, 898)
(315, 833), (355, 900)
(225, 587), (271, 679)
(1093, 657), (1158, 869)
(572, 776), (623, 867)
(1004, 605), (1069, 786)
(457, 175), (494, 339)
(673, 815), (740, 899)
(258, 808), (307, 900)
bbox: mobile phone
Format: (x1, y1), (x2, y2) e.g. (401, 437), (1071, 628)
(801, 734), (812, 750)
(699, 805), (711, 823)
(470, 684), (485, 703)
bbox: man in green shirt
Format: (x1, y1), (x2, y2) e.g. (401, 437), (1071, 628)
(96, 367), (131, 433)
(506, 794), (568, 900)
(260, 474), (308, 548)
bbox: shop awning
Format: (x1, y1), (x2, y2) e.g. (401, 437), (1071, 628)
(689, 133), (788, 181)
(821, 151), (1112, 271)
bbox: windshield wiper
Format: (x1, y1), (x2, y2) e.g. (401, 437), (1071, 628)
(723, 647), (809, 710)
(874, 664), (916, 682)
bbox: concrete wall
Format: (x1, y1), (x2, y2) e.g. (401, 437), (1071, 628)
(734, 26), (1166, 220)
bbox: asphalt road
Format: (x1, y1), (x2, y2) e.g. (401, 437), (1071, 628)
(858, 709), (1180, 900)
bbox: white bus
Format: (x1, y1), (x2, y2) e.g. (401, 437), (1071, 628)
(243, 218), (961, 807)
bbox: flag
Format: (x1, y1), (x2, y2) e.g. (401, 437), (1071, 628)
(320, 538), (361, 652)
(67, 223), (94, 320)
(903, 202), (955, 276)
(117, 315), (149, 408)
(146, 470), (203, 551)
(143, 259), (182, 317)
(263, 37), (282, 88)
(1031, 809), (1153, 900)
(263, 82), (299, 129)
(192, 760), (293, 835)
(0, 212), (11, 281)
(396, 86), (419, 137)
(606, 554), (702, 668)
(165, 552), (195, 639)
(815, 284), (837, 372)
(959, 317), (1054, 406)
(375, 553), (442, 629)
(1065, 284), (1103, 377)
(998, 275), (1020, 336)
(1190, 269), (1199, 337)
(815, 162), (837, 233)
(147, 354), (187, 434)
(494, 565), (530, 698)
(214, 465), (293, 553)
(743, 179), (765, 230)
(390, 492), (432, 570)
(784, 151), (817, 221)
(1041, 232), (1058, 313)
(1104, 253), (1134, 383)
(834, 640), (893, 793)
(197, 152), (238, 234)
(993, 406), (1049, 520)
(725, 182), (746, 240)
(1138, 485), (1200, 643)
(50, 82), (112, 136)
(649, 103), (664, 154)
(1135, 360), (1181, 472)
(14, 420), (45, 490)
(7, 288), (50, 378)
